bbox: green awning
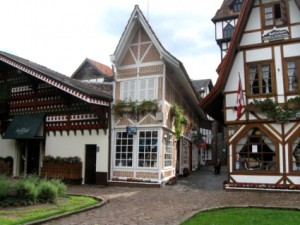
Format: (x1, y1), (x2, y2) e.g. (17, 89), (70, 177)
(3, 114), (45, 139)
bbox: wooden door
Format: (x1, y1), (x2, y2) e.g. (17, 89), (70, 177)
(84, 145), (97, 184)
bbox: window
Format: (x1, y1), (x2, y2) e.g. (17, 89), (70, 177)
(232, 0), (244, 13)
(121, 80), (136, 100)
(247, 63), (273, 95)
(285, 58), (300, 93)
(138, 131), (158, 167)
(235, 127), (277, 171)
(291, 137), (300, 172)
(139, 78), (156, 101)
(115, 132), (133, 167)
(164, 133), (173, 167)
(121, 78), (156, 101)
(263, 3), (286, 27)
(223, 24), (234, 39)
(183, 139), (189, 166)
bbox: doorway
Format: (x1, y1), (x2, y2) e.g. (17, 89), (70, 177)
(19, 140), (42, 176)
(84, 144), (97, 184)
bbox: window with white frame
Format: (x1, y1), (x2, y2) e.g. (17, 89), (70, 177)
(120, 78), (156, 101)
(164, 133), (173, 167)
(121, 80), (136, 100)
(138, 78), (156, 101)
(138, 131), (158, 168)
(115, 132), (133, 167)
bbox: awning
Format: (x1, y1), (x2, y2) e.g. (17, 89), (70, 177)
(3, 113), (45, 139)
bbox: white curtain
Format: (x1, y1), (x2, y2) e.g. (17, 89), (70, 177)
(262, 65), (270, 94)
(249, 67), (257, 94)
(287, 62), (296, 91)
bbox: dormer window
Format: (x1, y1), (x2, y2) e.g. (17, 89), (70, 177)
(232, 0), (244, 13)
(223, 24), (235, 39)
(263, 2), (287, 27)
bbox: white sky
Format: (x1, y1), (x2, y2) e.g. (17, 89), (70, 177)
(0, 0), (223, 83)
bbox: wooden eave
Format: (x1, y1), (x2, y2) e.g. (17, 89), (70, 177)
(199, 0), (255, 124)
(0, 51), (113, 106)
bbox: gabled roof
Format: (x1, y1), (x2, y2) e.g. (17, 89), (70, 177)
(71, 58), (113, 79)
(212, 0), (240, 22)
(0, 51), (113, 105)
(199, 0), (255, 123)
(112, 5), (206, 119)
(192, 79), (213, 93)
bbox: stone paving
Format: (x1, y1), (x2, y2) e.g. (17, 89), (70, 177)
(42, 166), (300, 225)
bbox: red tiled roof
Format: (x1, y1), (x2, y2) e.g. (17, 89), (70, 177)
(88, 58), (113, 76)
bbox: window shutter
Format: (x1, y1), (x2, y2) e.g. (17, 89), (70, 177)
(147, 78), (155, 100)
(139, 79), (147, 101)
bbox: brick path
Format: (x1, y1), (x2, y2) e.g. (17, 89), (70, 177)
(42, 166), (300, 225)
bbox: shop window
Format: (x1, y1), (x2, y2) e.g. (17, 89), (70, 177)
(263, 2), (287, 27)
(115, 132), (133, 167)
(285, 58), (300, 93)
(138, 131), (158, 168)
(235, 127), (277, 171)
(232, 0), (244, 13)
(164, 133), (173, 167)
(291, 137), (300, 171)
(247, 63), (274, 96)
(223, 24), (235, 39)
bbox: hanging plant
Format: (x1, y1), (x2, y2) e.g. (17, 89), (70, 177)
(112, 99), (136, 116)
(251, 99), (295, 124)
(137, 100), (158, 113)
(171, 104), (188, 139)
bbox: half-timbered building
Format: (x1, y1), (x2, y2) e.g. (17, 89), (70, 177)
(0, 51), (113, 185)
(109, 5), (207, 186)
(201, 0), (300, 190)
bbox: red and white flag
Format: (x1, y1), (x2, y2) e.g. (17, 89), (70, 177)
(236, 76), (243, 119)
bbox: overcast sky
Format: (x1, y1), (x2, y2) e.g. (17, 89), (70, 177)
(0, 0), (223, 83)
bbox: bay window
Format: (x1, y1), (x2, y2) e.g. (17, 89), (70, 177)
(115, 132), (133, 167)
(247, 62), (274, 96)
(164, 133), (173, 167)
(234, 127), (277, 171)
(138, 131), (158, 168)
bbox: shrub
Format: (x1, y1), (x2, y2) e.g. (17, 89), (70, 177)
(37, 181), (58, 203)
(15, 178), (37, 202)
(50, 179), (66, 197)
(0, 175), (10, 200)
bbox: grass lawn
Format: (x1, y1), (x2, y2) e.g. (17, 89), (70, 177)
(181, 207), (300, 225)
(0, 195), (100, 225)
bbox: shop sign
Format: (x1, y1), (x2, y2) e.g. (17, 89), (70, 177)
(126, 126), (137, 135)
(262, 27), (289, 41)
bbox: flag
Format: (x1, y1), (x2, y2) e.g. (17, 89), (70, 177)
(236, 76), (243, 119)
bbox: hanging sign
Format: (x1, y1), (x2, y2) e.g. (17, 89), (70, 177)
(262, 27), (289, 41)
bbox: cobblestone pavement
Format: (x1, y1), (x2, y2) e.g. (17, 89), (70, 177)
(43, 166), (300, 225)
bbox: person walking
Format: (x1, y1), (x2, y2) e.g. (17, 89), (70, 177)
(214, 158), (221, 175)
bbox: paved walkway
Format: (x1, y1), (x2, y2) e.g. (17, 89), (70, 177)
(43, 166), (300, 225)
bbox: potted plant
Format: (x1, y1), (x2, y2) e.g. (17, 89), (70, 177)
(112, 99), (136, 116)
(137, 100), (158, 114)
(287, 95), (300, 109)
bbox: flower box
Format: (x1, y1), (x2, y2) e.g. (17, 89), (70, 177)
(287, 101), (300, 110)
(246, 104), (262, 112)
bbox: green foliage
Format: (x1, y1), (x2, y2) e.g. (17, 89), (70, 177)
(0, 175), (10, 200)
(0, 176), (66, 207)
(37, 181), (58, 203)
(181, 207), (300, 225)
(112, 99), (136, 116)
(171, 104), (188, 139)
(49, 179), (66, 197)
(43, 155), (81, 163)
(15, 178), (38, 202)
(252, 99), (295, 124)
(287, 95), (300, 103)
(137, 100), (158, 113)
